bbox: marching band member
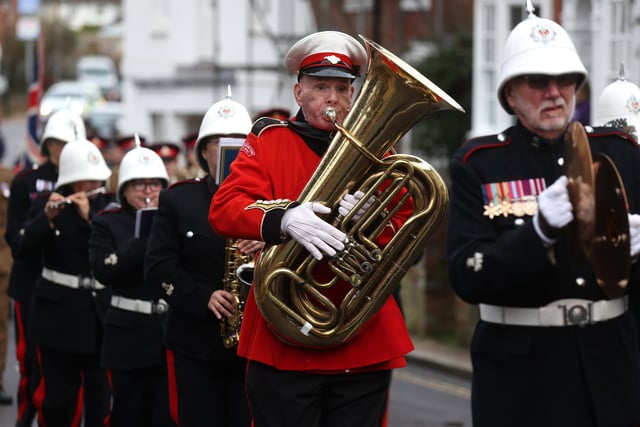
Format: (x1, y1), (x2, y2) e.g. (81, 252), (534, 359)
(5, 108), (85, 426)
(20, 138), (114, 426)
(177, 132), (205, 180)
(209, 31), (413, 427)
(148, 142), (181, 185)
(89, 142), (172, 426)
(145, 94), (255, 427)
(596, 61), (640, 143)
(446, 6), (640, 426)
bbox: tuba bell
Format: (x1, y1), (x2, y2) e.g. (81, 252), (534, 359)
(253, 35), (464, 348)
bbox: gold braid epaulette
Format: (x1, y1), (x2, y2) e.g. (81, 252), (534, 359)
(245, 199), (296, 212)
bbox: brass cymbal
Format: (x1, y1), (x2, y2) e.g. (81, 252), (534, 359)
(563, 121), (595, 267)
(591, 153), (630, 298)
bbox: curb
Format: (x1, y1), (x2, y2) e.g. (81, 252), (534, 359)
(406, 337), (472, 379)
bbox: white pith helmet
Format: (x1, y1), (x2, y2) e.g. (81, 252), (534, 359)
(497, 1), (588, 114)
(40, 108), (87, 156)
(597, 61), (640, 142)
(195, 87), (251, 173)
(117, 134), (169, 204)
(55, 138), (111, 189)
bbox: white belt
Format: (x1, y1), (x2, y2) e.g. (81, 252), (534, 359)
(479, 296), (628, 327)
(111, 295), (168, 315)
(42, 267), (105, 290)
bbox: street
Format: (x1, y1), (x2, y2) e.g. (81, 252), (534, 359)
(388, 363), (471, 426)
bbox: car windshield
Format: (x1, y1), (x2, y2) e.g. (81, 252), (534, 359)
(45, 83), (98, 97)
(48, 84), (88, 96)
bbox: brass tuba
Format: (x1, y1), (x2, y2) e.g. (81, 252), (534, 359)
(253, 35), (464, 348)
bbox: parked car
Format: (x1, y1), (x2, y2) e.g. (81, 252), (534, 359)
(76, 55), (120, 100)
(86, 101), (123, 140)
(39, 80), (104, 120)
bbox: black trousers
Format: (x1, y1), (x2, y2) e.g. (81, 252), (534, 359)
(246, 361), (391, 427)
(167, 349), (250, 427)
(33, 346), (110, 427)
(108, 366), (175, 427)
(14, 299), (38, 427)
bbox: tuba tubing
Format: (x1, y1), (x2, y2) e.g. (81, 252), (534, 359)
(253, 35), (464, 348)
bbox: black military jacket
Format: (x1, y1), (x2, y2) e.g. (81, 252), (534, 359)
(145, 176), (237, 362)
(89, 205), (166, 370)
(446, 122), (640, 426)
(20, 191), (114, 354)
(5, 161), (57, 302)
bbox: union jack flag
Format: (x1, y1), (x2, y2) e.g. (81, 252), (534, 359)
(21, 33), (45, 168)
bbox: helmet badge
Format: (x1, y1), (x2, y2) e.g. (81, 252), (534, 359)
(626, 95), (640, 114)
(324, 55), (341, 64)
(87, 151), (100, 166)
(137, 151), (153, 166)
(217, 102), (236, 119)
(530, 21), (557, 45)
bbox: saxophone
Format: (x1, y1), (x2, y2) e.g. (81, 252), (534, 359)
(221, 239), (254, 349)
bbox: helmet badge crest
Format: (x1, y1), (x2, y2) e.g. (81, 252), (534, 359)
(530, 21), (557, 45)
(626, 95), (640, 114)
(87, 151), (100, 165)
(217, 103), (236, 119)
(218, 84), (237, 119)
(324, 55), (341, 64)
(137, 151), (152, 166)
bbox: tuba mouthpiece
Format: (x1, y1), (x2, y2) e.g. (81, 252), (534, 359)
(322, 107), (337, 123)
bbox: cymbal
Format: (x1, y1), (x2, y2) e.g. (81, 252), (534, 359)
(591, 153), (630, 298)
(563, 121), (595, 267)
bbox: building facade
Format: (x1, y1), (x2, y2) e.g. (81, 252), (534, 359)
(120, 0), (315, 140)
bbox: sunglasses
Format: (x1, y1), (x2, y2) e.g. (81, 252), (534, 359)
(521, 73), (578, 90)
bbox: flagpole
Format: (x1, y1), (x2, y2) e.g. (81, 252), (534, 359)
(23, 27), (44, 167)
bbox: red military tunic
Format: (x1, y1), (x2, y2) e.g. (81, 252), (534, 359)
(209, 122), (414, 372)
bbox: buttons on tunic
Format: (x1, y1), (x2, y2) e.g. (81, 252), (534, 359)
(575, 277), (586, 287)
(186, 231), (194, 238)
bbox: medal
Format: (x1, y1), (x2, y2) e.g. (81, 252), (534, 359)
(511, 200), (525, 217)
(483, 203), (500, 219)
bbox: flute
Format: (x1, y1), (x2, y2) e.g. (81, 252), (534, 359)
(47, 186), (107, 210)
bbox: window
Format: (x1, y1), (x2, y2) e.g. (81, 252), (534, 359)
(400, 0), (431, 12)
(343, 0), (372, 13)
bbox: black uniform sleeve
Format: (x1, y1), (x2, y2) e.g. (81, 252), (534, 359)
(5, 173), (33, 255)
(145, 189), (213, 319)
(13, 195), (53, 257)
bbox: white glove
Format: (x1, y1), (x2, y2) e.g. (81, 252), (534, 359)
(281, 202), (346, 261)
(629, 214), (640, 258)
(533, 175), (574, 245)
(338, 190), (375, 221)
